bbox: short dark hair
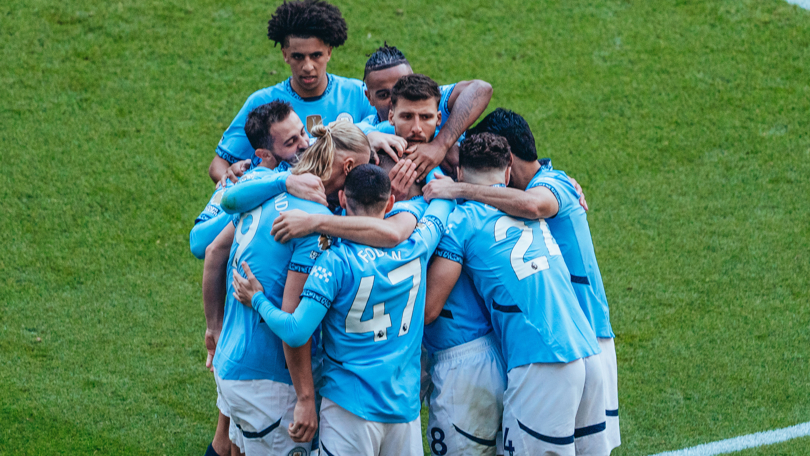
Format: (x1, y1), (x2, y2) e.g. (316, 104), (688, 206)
(245, 101), (293, 151)
(364, 43), (409, 80)
(376, 152), (397, 172)
(344, 164), (391, 213)
(391, 74), (440, 107)
(267, 0), (348, 48)
(458, 133), (512, 171)
(468, 108), (537, 162)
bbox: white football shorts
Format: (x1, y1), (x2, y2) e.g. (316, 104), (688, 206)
(598, 337), (620, 451)
(213, 369), (245, 452)
(502, 355), (609, 456)
(427, 332), (506, 456)
(318, 397), (422, 456)
(215, 375), (310, 456)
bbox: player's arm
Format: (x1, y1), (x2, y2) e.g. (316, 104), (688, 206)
(221, 172), (327, 214)
(232, 263), (326, 348)
(409, 79), (493, 180)
(208, 155), (232, 183)
(424, 176), (559, 220)
(424, 257), (462, 325)
(271, 211), (417, 248)
(280, 271), (318, 443)
(366, 131), (408, 162)
(201, 223), (235, 371)
(189, 212), (232, 259)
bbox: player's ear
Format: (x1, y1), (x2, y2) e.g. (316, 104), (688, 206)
(255, 148), (271, 160)
(457, 166), (464, 183)
(364, 88), (370, 101)
(504, 165), (512, 187)
(325, 46), (332, 60)
(343, 157), (355, 175)
(281, 46), (290, 65)
(384, 194), (395, 214)
(338, 190), (347, 209)
(436, 110), (442, 126)
(388, 108), (395, 124)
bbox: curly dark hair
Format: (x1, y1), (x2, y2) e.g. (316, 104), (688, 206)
(364, 42), (409, 79)
(245, 101), (294, 151)
(468, 108), (537, 162)
(267, 0), (348, 48)
(391, 74), (440, 107)
(459, 133), (512, 171)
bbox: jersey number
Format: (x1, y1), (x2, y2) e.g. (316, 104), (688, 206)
(494, 216), (560, 280)
(345, 259), (421, 342)
(232, 206), (262, 269)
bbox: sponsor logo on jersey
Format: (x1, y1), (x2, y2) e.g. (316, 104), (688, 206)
(306, 114), (323, 132)
(336, 112), (353, 123)
(311, 265), (332, 283)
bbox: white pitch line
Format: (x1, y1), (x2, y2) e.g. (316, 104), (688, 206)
(649, 421), (810, 456)
(786, 0), (810, 10)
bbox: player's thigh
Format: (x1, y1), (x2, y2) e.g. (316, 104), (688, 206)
(319, 397), (381, 456)
(428, 343), (505, 455)
(574, 355), (609, 456)
(218, 377), (308, 456)
(502, 360), (585, 456)
(379, 417), (423, 456)
(597, 337), (621, 450)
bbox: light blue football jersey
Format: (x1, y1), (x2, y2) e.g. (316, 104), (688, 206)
(527, 160), (614, 338)
(435, 188), (600, 371)
(298, 200), (454, 423)
(359, 83), (457, 136)
(212, 191), (333, 382)
(216, 74), (376, 164)
(423, 269), (492, 356)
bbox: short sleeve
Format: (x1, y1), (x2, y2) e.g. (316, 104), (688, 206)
(435, 209), (466, 265)
(385, 200), (424, 221)
(356, 114), (379, 135)
(527, 173), (579, 219)
(439, 83), (457, 125)
(195, 185), (227, 224)
(301, 250), (345, 309)
(289, 232), (330, 274)
(216, 93), (264, 164)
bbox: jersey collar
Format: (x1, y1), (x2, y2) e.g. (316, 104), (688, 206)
(538, 158), (554, 171)
(284, 74), (335, 102)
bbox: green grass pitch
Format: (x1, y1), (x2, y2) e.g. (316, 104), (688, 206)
(2, 0), (809, 454)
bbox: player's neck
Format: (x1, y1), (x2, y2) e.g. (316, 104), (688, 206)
(509, 159), (541, 191)
(290, 73), (329, 99)
(461, 170), (505, 187)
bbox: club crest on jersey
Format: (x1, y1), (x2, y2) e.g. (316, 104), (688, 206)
(318, 234), (333, 251)
(306, 114), (323, 132)
(336, 112), (353, 123)
(287, 447), (307, 456)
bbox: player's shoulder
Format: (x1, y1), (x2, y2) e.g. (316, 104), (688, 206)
(330, 73), (366, 92)
(244, 81), (291, 105)
(287, 195), (334, 215)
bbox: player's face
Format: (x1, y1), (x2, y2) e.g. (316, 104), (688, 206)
(389, 98), (440, 147)
(282, 37), (332, 97)
(269, 111), (309, 164)
(364, 64), (413, 121)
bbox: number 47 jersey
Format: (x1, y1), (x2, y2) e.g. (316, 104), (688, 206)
(435, 195), (600, 372)
(300, 202), (453, 424)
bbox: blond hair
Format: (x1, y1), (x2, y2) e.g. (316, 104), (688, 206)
(292, 120), (371, 180)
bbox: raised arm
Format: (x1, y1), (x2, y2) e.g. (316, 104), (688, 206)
(424, 177), (559, 220)
(424, 257), (463, 325)
(221, 172), (327, 214)
(271, 211), (418, 248)
(409, 79), (493, 180)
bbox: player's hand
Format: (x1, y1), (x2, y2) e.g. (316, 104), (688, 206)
(422, 175), (459, 203)
(288, 397), (318, 443)
(568, 176), (589, 211)
(367, 131), (407, 162)
(219, 159), (251, 187)
(204, 328), (220, 373)
(286, 173), (327, 206)
(232, 262), (264, 307)
(407, 141), (448, 183)
(389, 159), (417, 202)
(271, 209), (316, 243)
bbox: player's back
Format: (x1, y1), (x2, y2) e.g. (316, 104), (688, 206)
(303, 214), (447, 423)
(213, 192), (332, 383)
(436, 198), (600, 371)
(528, 161), (613, 339)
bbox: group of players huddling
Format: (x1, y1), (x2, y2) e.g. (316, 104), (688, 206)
(190, 1), (620, 455)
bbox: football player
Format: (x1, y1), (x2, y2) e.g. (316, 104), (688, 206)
(231, 164), (456, 455)
(426, 133), (609, 456)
